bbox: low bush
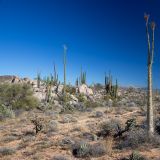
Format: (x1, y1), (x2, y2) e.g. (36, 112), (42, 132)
(72, 141), (106, 158)
(89, 143), (106, 157)
(118, 128), (147, 149)
(98, 119), (122, 137)
(121, 151), (147, 160)
(0, 147), (15, 156)
(77, 94), (86, 103)
(72, 141), (90, 158)
(0, 104), (15, 120)
(118, 127), (160, 149)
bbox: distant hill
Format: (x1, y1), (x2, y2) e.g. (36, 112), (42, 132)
(0, 75), (21, 83)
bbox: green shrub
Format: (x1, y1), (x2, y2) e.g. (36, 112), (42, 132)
(85, 100), (100, 108)
(66, 85), (76, 95)
(77, 94), (86, 103)
(0, 104), (15, 120)
(0, 83), (39, 110)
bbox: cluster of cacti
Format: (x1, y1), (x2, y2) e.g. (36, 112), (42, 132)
(75, 71), (87, 87)
(105, 72), (118, 99)
(76, 68), (87, 86)
(43, 76), (52, 102)
(80, 71), (86, 85)
(46, 84), (52, 103)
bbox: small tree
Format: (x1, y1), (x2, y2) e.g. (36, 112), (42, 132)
(144, 13), (155, 136)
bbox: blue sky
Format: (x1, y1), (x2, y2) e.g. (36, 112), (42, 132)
(0, 0), (160, 87)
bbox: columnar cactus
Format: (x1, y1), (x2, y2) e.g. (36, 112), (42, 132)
(63, 45), (67, 96)
(53, 64), (58, 85)
(80, 67), (87, 85)
(76, 78), (79, 87)
(37, 72), (41, 88)
(105, 72), (118, 99)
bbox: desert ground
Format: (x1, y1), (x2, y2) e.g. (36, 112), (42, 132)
(0, 76), (160, 160)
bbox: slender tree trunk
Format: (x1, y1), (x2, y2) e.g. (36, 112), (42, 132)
(144, 15), (155, 137)
(147, 64), (154, 136)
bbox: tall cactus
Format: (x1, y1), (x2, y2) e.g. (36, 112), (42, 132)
(63, 45), (67, 95)
(53, 63), (58, 85)
(37, 72), (41, 88)
(76, 78), (79, 87)
(80, 67), (86, 85)
(115, 79), (118, 98)
(144, 14), (155, 136)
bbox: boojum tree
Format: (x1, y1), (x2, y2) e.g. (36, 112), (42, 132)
(144, 13), (156, 136)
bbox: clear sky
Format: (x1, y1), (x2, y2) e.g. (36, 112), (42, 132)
(0, 0), (160, 87)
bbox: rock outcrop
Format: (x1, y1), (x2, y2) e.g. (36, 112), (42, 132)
(78, 84), (93, 95)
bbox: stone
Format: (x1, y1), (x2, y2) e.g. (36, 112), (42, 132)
(23, 77), (31, 84)
(51, 93), (58, 99)
(57, 85), (64, 93)
(54, 100), (59, 106)
(108, 99), (113, 107)
(70, 94), (78, 102)
(11, 76), (21, 83)
(34, 92), (46, 100)
(51, 86), (57, 93)
(78, 84), (93, 95)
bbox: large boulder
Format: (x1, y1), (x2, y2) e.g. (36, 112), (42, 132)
(78, 84), (93, 95)
(57, 85), (64, 93)
(34, 92), (46, 101)
(70, 94), (78, 102)
(31, 80), (38, 87)
(11, 76), (21, 83)
(23, 77), (32, 84)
